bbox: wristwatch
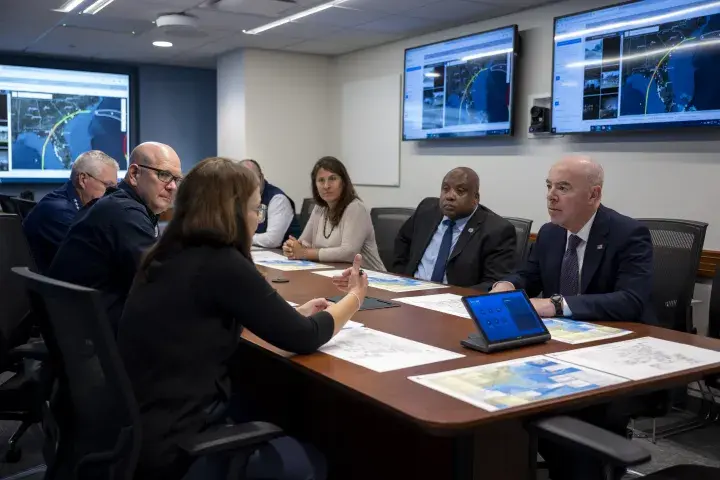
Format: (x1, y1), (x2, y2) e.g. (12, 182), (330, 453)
(549, 294), (564, 317)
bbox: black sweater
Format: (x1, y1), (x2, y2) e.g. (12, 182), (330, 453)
(117, 242), (334, 478)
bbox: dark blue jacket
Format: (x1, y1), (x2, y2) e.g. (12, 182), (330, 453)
(48, 181), (159, 330)
(256, 181), (300, 241)
(22, 181), (82, 273)
(504, 204), (656, 324)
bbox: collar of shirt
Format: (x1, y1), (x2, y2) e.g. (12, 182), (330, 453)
(61, 180), (83, 211)
(117, 181), (160, 226)
(443, 205), (478, 233)
(566, 211), (597, 244)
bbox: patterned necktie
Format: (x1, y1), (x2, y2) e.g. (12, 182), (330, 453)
(430, 219), (456, 283)
(559, 234), (582, 296)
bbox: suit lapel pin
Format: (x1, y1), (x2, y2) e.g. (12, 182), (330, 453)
(597, 244), (604, 250)
(468, 228), (474, 233)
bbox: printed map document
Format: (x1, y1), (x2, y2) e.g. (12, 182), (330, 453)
(542, 318), (632, 344)
(394, 293), (470, 318)
(313, 269), (447, 293)
(549, 337), (720, 380)
(409, 356), (627, 412)
(287, 301), (362, 330)
(252, 251), (332, 271)
(320, 327), (463, 372)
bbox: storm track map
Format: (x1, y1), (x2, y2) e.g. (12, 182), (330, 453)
(620, 14), (720, 116)
(10, 94), (127, 172)
(444, 57), (510, 127)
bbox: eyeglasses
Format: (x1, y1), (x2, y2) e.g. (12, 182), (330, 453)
(138, 164), (183, 186)
(83, 172), (117, 189)
(255, 204), (267, 224)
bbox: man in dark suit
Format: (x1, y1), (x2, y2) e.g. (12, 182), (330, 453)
(492, 155), (655, 480)
(391, 167), (516, 291)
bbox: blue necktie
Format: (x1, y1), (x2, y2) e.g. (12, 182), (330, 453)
(559, 234), (582, 296)
(431, 219), (456, 283)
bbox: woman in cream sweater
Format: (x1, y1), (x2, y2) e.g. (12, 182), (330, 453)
(282, 156), (385, 271)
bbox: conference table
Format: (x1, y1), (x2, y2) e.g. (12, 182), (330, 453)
(232, 262), (720, 480)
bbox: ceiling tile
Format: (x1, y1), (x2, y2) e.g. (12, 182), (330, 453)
(343, 0), (437, 14)
(198, 0), (297, 18)
(143, 0), (206, 7)
(283, 40), (354, 55)
(0, 7), (65, 50)
(62, 13), (154, 35)
(263, 21), (342, 39)
(406, 0), (496, 21)
(187, 31), (304, 56)
(96, 2), (172, 21)
(290, 5), (387, 27)
(187, 9), (266, 31)
(355, 15), (437, 34)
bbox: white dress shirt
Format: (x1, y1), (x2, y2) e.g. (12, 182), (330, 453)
(562, 212), (597, 316)
(252, 195), (294, 248)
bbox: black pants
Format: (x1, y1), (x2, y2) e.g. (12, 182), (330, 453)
(539, 403), (630, 480)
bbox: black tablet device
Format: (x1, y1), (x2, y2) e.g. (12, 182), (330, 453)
(460, 290), (550, 353)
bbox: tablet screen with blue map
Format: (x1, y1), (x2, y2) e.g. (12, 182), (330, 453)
(463, 291), (548, 344)
(552, 0), (720, 133)
(0, 65), (131, 183)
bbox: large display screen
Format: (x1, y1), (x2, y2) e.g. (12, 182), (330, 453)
(402, 25), (518, 140)
(0, 64), (131, 183)
(552, 0), (720, 134)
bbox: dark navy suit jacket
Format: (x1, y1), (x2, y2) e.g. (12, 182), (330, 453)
(504, 204), (656, 324)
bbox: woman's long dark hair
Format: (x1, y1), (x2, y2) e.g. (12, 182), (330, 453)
(311, 156), (358, 226)
(139, 157), (259, 276)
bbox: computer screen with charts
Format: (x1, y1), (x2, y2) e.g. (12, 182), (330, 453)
(402, 25), (518, 140)
(552, 0), (720, 133)
(462, 291), (548, 344)
(0, 64), (132, 183)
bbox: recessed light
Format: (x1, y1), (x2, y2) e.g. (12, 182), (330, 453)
(53, 0), (84, 13)
(82, 0), (115, 15)
(243, 0), (349, 35)
(153, 41), (173, 48)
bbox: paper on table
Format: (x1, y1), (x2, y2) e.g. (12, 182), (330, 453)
(542, 318), (632, 344)
(393, 293), (470, 318)
(313, 269), (447, 293)
(287, 301), (362, 329)
(409, 355), (627, 412)
(320, 327), (463, 372)
(252, 250), (332, 271)
(548, 337), (720, 380)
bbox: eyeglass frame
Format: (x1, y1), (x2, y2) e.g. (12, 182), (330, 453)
(81, 171), (117, 189)
(137, 164), (183, 186)
(255, 204), (267, 224)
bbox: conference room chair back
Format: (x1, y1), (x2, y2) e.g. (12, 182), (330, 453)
(636, 219), (708, 333)
(299, 198), (316, 233)
(370, 207), (415, 270)
(502, 216), (533, 267)
(10, 197), (37, 220)
(0, 194), (19, 215)
(704, 267), (720, 391)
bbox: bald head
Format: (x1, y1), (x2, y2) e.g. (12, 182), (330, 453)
(440, 167), (480, 220)
(126, 142), (182, 214)
(546, 155), (603, 233)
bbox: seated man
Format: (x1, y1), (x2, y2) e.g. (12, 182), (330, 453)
(48, 142), (182, 330)
(240, 159), (300, 248)
(23, 151), (119, 272)
(391, 167), (516, 290)
(492, 155), (655, 480)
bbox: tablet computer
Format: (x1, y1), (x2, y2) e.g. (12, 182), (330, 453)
(460, 290), (550, 353)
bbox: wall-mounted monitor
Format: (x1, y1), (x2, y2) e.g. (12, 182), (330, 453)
(402, 25), (518, 140)
(552, 0), (720, 134)
(0, 64), (132, 183)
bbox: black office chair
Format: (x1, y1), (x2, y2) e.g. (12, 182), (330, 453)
(299, 198), (316, 233)
(370, 207), (415, 270)
(503, 217), (533, 267)
(10, 197), (37, 220)
(0, 194), (18, 214)
(636, 219), (708, 333)
(529, 416), (720, 480)
(12, 266), (283, 479)
(0, 214), (46, 462)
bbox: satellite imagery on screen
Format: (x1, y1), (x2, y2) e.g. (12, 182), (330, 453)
(7, 94), (127, 172)
(620, 14), (720, 116)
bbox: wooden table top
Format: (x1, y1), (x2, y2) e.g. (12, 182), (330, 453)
(251, 264), (720, 435)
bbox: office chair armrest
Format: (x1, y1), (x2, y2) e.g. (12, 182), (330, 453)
(180, 422), (283, 458)
(8, 341), (49, 362)
(530, 416), (650, 467)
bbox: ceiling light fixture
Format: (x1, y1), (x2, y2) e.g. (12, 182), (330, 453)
(153, 41), (173, 48)
(82, 0), (115, 15)
(243, 0), (349, 35)
(53, 0), (85, 12)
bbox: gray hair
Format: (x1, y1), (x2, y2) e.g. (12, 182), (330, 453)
(71, 151), (119, 185)
(585, 161), (605, 188)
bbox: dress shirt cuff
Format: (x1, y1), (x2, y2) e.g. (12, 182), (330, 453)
(562, 298), (572, 317)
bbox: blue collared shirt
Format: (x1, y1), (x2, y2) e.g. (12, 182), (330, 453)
(415, 207), (477, 283)
(22, 180), (82, 273)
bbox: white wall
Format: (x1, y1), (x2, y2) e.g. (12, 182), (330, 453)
(328, 0), (720, 248)
(218, 49), (332, 207)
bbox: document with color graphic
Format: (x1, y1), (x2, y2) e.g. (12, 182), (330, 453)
(252, 250), (332, 271)
(313, 269), (446, 293)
